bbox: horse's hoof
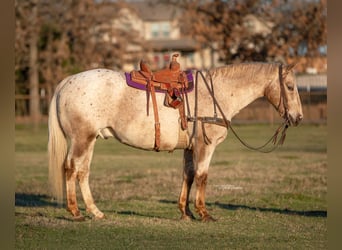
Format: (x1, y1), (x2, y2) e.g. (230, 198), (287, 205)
(86, 205), (105, 219)
(73, 215), (86, 222)
(93, 210), (105, 220)
(180, 214), (195, 221)
(201, 215), (217, 222)
(94, 212), (105, 220)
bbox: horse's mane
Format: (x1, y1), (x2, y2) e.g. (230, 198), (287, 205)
(210, 62), (280, 83)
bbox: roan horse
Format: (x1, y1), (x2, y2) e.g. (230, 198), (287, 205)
(48, 62), (303, 221)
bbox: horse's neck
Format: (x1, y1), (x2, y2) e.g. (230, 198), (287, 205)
(216, 75), (270, 120)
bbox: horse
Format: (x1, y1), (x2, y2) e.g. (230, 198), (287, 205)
(48, 62), (303, 221)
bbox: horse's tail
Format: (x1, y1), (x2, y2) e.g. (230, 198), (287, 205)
(48, 86), (67, 205)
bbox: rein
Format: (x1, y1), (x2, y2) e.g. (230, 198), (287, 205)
(187, 68), (289, 153)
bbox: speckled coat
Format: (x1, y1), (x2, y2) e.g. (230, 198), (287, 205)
(48, 63), (303, 221)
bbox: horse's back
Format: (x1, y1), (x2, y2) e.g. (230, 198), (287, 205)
(56, 69), (124, 126)
(58, 68), (126, 103)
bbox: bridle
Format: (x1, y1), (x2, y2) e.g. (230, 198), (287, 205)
(277, 64), (291, 126)
(186, 65), (290, 153)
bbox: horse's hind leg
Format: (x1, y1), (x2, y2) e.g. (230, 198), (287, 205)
(178, 149), (196, 220)
(65, 146), (82, 220)
(65, 136), (104, 220)
(77, 139), (104, 219)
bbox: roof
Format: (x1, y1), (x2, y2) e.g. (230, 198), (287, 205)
(130, 2), (181, 21)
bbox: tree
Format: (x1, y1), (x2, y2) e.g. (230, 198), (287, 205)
(270, 0), (327, 59)
(165, 0), (327, 65)
(29, 1), (40, 124)
(15, 0), (41, 122)
(15, 0), (147, 118)
(164, 0), (267, 63)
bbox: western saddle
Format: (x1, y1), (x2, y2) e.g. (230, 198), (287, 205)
(129, 54), (190, 151)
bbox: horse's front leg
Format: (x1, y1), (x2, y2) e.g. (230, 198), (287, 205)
(178, 149), (196, 220)
(194, 142), (217, 222)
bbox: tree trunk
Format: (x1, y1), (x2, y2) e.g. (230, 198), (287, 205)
(29, 1), (40, 125)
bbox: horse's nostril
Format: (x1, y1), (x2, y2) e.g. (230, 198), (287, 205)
(298, 114), (303, 121)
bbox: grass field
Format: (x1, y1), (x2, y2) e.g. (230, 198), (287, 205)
(15, 123), (327, 249)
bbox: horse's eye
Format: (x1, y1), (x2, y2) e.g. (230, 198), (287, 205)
(286, 83), (294, 91)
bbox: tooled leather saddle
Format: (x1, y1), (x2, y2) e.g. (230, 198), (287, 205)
(125, 54), (193, 151)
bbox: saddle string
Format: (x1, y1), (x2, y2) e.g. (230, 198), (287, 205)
(146, 80), (150, 116)
(139, 70), (161, 151)
(147, 79), (161, 151)
(188, 69), (289, 153)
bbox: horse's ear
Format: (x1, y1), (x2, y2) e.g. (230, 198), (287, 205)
(282, 63), (297, 78)
(286, 63), (297, 71)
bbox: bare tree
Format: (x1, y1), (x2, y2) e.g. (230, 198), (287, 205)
(15, 0), (41, 122)
(28, 1), (40, 124)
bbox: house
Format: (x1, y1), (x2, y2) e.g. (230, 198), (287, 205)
(109, 2), (222, 71)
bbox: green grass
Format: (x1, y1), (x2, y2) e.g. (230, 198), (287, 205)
(15, 123), (327, 249)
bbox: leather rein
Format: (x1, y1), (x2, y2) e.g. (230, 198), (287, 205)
(186, 65), (290, 153)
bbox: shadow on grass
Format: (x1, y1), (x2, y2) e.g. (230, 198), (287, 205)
(15, 193), (97, 222)
(158, 200), (327, 218)
(214, 202), (327, 218)
(15, 194), (326, 220)
(15, 193), (58, 207)
(15, 193), (176, 221)
(115, 210), (169, 220)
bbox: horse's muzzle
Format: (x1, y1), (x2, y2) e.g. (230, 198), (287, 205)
(289, 113), (303, 126)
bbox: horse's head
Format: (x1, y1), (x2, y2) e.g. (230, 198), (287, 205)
(265, 63), (303, 126)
